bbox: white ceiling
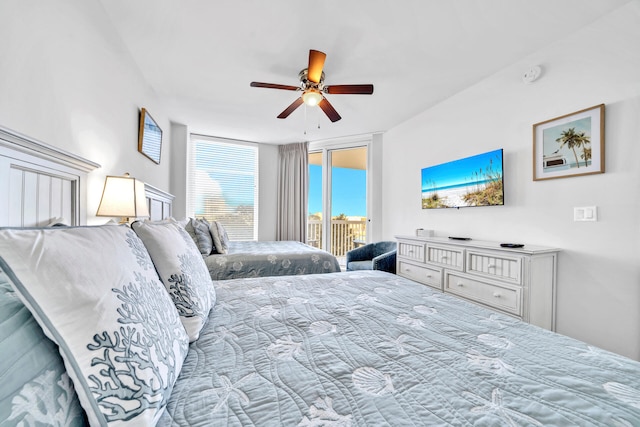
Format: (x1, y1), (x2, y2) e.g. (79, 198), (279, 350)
(99, 0), (629, 145)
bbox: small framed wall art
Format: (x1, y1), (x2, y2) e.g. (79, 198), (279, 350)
(138, 108), (162, 164)
(533, 104), (604, 181)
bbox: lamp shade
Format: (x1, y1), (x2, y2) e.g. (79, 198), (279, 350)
(302, 89), (323, 107)
(96, 174), (149, 222)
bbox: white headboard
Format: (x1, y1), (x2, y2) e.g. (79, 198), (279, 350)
(145, 183), (174, 221)
(0, 126), (100, 226)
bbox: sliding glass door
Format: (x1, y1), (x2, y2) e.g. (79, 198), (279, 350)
(308, 146), (368, 264)
(329, 147), (367, 257)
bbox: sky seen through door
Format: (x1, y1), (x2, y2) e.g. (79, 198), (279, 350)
(308, 148), (367, 218)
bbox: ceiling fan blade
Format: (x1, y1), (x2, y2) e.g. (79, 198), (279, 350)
(307, 49), (326, 83)
(250, 82), (300, 91)
(277, 97), (304, 119)
(318, 97), (341, 122)
(325, 84), (374, 95)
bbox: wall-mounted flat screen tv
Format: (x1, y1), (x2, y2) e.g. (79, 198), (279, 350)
(421, 148), (504, 209)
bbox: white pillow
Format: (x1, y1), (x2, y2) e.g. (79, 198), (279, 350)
(132, 219), (215, 341)
(172, 217), (190, 229)
(0, 225), (189, 427)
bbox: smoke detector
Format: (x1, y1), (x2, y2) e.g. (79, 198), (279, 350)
(522, 65), (542, 84)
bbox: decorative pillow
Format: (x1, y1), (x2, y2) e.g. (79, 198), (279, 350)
(0, 270), (85, 426)
(131, 219), (215, 341)
(208, 220), (223, 254)
(0, 225), (189, 426)
(173, 217), (190, 229)
(184, 218), (216, 256)
(217, 221), (230, 251)
(46, 217), (68, 227)
(209, 221), (230, 254)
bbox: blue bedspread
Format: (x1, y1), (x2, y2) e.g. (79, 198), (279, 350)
(159, 271), (640, 426)
(204, 240), (341, 280)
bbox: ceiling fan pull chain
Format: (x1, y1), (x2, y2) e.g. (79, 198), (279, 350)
(304, 105), (308, 135)
(317, 107), (321, 129)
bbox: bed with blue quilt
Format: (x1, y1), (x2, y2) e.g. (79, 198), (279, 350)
(181, 217), (340, 280)
(160, 270), (640, 426)
(204, 240), (341, 280)
(1, 223), (639, 426)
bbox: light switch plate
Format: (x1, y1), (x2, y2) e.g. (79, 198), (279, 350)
(574, 206), (597, 221)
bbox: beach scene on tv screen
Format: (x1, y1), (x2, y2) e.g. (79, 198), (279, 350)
(421, 149), (504, 209)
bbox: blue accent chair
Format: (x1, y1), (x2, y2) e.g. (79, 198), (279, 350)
(346, 241), (397, 274)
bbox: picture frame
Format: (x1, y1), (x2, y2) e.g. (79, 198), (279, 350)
(138, 108), (162, 164)
(533, 104), (604, 181)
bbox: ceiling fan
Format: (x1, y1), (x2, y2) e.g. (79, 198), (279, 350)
(250, 49), (374, 122)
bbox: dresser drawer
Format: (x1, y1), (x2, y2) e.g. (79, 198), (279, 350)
(466, 250), (522, 284)
(399, 261), (442, 290)
(398, 241), (425, 262)
(426, 244), (464, 271)
(445, 272), (521, 316)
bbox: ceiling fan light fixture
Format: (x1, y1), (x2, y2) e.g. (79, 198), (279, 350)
(302, 89), (322, 107)
(250, 49), (373, 121)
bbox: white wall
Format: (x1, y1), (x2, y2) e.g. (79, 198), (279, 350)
(382, 2), (640, 360)
(169, 122), (189, 218)
(368, 133), (384, 243)
(0, 0), (173, 223)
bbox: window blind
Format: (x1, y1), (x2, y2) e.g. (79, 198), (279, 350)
(188, 135), (258, 240)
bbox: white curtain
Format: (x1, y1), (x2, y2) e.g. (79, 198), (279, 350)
(277, 142), (309, 242)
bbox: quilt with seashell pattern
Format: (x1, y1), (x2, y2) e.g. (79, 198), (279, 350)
(159, 270), (640, 426)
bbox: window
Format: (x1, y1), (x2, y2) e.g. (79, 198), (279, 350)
(188, 135), (258, 240)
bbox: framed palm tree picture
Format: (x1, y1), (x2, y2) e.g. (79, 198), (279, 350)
(533, 104), (604, 181)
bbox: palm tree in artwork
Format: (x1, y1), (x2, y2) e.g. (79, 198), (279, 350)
(575, 130), (591, 167)
(580, 146), (592, 167)
(555, 127), (591, 168)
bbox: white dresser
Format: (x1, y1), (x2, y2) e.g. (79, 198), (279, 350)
(395, 235), (559, 330)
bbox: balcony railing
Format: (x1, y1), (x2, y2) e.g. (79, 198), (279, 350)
(307, 219), (367, 257)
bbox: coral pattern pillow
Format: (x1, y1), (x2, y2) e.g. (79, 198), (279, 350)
(0, 225), (189, 426)
(186, 218), (215, 256)
(132, 219), (215, 341)
(209, 221), (230, 254)
(0, 270), (85, 426)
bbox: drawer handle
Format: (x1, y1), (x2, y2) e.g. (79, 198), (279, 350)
(457, 282), (464, 287)
(488, 264), (496, 269)
(441, 256), (448, 260)
(426, 274), (432, 278)
(493, 292), (502, 298)
(405, 268), (411, 272)
(408, 249), (414, 253)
